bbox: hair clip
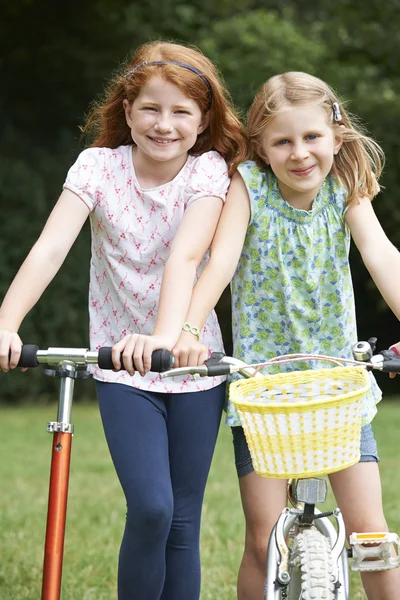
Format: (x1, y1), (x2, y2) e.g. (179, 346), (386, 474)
(332, 101), (342, 122)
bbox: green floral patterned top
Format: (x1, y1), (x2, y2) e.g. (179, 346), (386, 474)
(227, 161), (381, 426)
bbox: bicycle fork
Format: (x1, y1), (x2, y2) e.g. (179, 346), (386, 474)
(264, 507), (349, 599)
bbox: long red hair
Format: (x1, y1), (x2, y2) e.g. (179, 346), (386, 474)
(81, 41), (247, 174)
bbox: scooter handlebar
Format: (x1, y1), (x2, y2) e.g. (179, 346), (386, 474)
(17, 345), (174, 373)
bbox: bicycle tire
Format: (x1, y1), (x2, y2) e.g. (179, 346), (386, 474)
(287, 528), (336, 600)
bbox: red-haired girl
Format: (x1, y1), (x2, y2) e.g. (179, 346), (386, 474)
(0, 41), (247, 600)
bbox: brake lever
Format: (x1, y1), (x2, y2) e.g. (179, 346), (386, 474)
(204, 352), (226, 367)
(160, 352), (233, 379)
(370, 349), (400, 373)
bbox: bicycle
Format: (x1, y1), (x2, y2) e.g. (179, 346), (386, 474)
(14, 344), (173, 600)
(160, 339), (400, 600)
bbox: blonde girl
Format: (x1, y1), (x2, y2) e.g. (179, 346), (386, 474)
(173, 71), (400, 600)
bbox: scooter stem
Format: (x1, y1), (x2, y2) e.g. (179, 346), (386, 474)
(41, 362), (76, 600)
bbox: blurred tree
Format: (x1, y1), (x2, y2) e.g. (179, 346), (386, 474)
(199, 10), (326, 109)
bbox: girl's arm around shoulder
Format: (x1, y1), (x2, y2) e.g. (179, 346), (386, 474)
(0, 190), (89, 371)
(172, 171), (251, 367)
(345, 195), (400, 322)
(203, 171), (251, 289)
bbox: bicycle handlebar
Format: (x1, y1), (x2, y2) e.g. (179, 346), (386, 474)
(13, 341), (400, 377)
(159, 344), (400, 380)
(17, 345), (174, 373)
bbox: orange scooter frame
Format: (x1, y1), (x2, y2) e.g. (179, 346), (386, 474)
(41, 360), (86, 600)
(15, 345), (172, 599)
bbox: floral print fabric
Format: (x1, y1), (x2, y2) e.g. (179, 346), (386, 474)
(227, 161), (381, 426)
(64, 145), (229, 393)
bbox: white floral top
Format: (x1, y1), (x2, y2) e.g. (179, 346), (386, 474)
(227, 161), (381, 425)
(64, 145), (229, 393)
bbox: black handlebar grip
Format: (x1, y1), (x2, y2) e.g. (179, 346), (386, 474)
(148, 349), (174, 372)
(379, 350), (400, 373)
(205, 363), (232, 376)
(17, 344), (39, 368)
(204, 352), (231, 376)
(98, 347), (174, 372)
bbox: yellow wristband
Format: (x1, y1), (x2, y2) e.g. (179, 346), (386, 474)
(182, 322), (200, 341)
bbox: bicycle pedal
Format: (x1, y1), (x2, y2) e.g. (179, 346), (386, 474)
(349, 532), (400, 572)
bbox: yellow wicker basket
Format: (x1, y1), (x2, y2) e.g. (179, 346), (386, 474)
(229, 366), (370, 479)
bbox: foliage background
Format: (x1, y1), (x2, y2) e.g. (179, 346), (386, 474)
(1, 0), (400, 401)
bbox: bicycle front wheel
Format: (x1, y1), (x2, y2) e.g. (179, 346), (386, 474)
(288, 528), (336, 600)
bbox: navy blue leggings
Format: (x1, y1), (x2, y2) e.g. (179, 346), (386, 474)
(96, 381), (225, 600)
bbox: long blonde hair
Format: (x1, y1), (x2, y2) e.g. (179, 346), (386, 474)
(81, 41), (247, 175)
(247, 72), (384, 203)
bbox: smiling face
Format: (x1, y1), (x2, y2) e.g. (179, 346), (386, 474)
(260, 105), (342, 209)
(123, 76), (209, 177)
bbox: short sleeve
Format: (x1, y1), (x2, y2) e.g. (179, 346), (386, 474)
(63, 148), (107, 211)
(328, 175), (349, 218)
(185, 151), (230, 207)
(238, 160), (267, 224)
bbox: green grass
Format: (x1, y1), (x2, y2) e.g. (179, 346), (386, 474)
(1, 399), (400, 599)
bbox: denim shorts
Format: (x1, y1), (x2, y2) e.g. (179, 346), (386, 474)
(232, 423), (379, 478)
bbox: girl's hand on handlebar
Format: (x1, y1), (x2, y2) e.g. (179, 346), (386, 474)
(112, 334), (174, 376)
(0, 329), (26, 372)
(172, 331), (209, 368)
(389, 342), (400, 378)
